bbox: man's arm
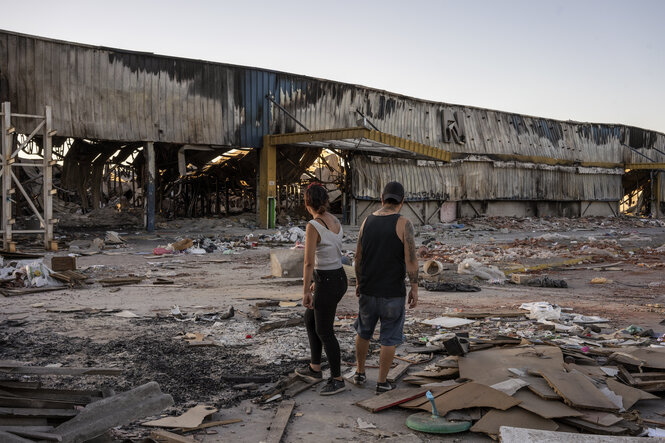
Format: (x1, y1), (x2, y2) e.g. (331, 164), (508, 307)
(354, 219), (366, 297)
(402, 218), (419, 308)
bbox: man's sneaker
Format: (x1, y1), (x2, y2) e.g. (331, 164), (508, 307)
(353, 371), (367, 385)
(295, 364), (322, 382)
(376, 381), (396, 394)
(320, 378), (346, 396)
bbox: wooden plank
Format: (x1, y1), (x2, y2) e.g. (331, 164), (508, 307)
(610, 347), (665, 370)
(408, 368), (458, 379)
(173, 418), (242, 433)
(0, 430), (33, 443)
(386, 361), (410, 383)
(0, 387), (101, 403)
(356, 387), (428, 413)
(0, 417), (47, 425)
(0, 396), (81, 409)
(470, 407), (558, 438)
(606, 378), (659, 410)
(513, 389), (582, 419)
(266, 399), (295, 443)
(0, 407), (77, 418)
(150, 429), (197, 443)
(539, 369), (619, 412)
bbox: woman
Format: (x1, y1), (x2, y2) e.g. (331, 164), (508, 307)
(295, 183), (348, 395)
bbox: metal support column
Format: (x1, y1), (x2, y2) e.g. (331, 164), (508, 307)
(145, 142), (155, 232)
(1, 102), (14, 252)
(43, 106), (56, 250)
(259, 136), (276, 229)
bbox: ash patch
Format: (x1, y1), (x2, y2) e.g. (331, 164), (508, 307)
(0, 319), (304, 406)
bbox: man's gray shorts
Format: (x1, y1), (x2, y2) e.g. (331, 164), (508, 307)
(353, 294), (405, 346)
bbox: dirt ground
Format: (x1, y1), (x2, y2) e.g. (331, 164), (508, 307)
(1, 216), (664, 442)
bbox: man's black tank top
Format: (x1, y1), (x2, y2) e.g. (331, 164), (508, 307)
(358, 213), (406, 298)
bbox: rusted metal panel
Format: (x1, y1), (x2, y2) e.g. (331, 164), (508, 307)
(351, 156), (623, 202)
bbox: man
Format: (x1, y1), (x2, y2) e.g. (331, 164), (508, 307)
(353, 181), (418, 393)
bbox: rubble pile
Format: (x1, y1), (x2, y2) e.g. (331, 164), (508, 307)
(352, 303), (665, 439)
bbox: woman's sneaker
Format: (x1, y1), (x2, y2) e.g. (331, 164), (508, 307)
(320, 378), (346, 396)
(353, 371), (367, 385)
(376, 381), (396, 393)
(295, 364), (322, 382)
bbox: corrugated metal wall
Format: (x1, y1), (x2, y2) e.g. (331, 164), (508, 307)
(351, 156), (623, 202)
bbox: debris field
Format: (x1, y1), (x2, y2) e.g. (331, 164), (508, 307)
(0, 215), (664, 442)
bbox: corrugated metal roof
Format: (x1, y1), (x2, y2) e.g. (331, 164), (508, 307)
(1, 29), (663, 168)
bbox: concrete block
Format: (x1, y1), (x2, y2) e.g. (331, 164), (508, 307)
(270, 248), (304, 278)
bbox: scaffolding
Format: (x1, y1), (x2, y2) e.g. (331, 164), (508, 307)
(0, 102), (56, 251)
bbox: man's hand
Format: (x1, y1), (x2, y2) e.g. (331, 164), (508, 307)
(355, 285), (360, 298)
(408, 287), (418, 309)
(303, 291), (314, 309)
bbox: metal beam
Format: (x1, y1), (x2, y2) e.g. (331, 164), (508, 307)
(43, 106), (55, 250)
(145, 142), (155, 232)
(1, 102), (13, 251)
(259, 136), (276, 229)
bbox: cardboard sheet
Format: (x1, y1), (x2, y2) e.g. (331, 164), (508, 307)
(470, 407), (558, 437)
(418, 382), (520, 416)
(356, 387), (428, 413)
(513, 389), (582, 419)
(606, 378), (659, 410)
(458, 345), (564, 386)
(539, 369), (619, 412)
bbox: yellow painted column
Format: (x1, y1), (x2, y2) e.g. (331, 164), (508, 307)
(259, 136), (277, 228)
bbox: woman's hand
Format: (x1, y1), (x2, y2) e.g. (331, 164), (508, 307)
(303, 291), (314, 309)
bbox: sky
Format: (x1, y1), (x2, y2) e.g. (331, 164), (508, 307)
(1, 0), (664, 132)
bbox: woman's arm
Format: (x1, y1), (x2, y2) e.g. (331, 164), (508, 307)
(302, 223), (319, 309)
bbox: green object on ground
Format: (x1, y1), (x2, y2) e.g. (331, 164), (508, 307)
(406, 412), (472, 434)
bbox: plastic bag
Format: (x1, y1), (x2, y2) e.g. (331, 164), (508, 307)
(457, 258), (505, 283)
(24, 261), (58, 287)
(519, 302), (561, 321)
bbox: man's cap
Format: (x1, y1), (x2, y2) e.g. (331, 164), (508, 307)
(382, 181), (404, 203)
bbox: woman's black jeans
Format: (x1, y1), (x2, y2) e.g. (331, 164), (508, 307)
(304, 267), (348, 378)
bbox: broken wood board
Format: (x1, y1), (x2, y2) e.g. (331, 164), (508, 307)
(539, 369), (619, 412)
(150, 429), (197, 443)
(418, 382), (520, 416)
(470, 407), (558, 438)
(0, 417), (47, 426)
(172, 418), (242, 433)
(266, 400), (295, 443)
(458, 345), (564, 386)
(0, 407), (78, 418)
(98, 277), (144, 287)
(356, 387), (428, 413)
(402, 376), (442, 386)
(408, 368), (458, 379)
(513, 389), (582, 419)
(143, 404), (217, 428)
(609, 347), (665, 370)
(606, 378), (659, 410)
(284, 375), (322, 398)
(258, 317), (303, 333)
(386, 362), (410, 383)
(399, 384), (462, 409)
(499, 426), (662, 443)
